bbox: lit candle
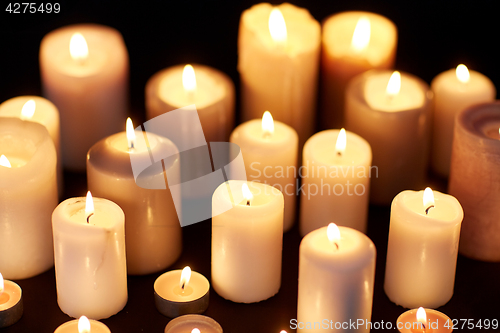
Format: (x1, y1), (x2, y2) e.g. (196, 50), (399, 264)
(238, 3), (320, 146)
(297, 223), (376, 333)
(384, 188), (463, 308)
(87, 118), (182, 275)
(430, 64), (496, 177)
(345, 70), (432, 204)
(40, 24), (129, 171)
(54, 316), (111, 333)
(0, 118), (57, 280)
(154, 266), (210, 318)
(397, 307), (453, 333)
(320, 11), (397, 128)
(448, 102), (500, 261)
(299, 128), (372, 235)
(164, 314), (222, 333)
(229, 111), (298, 232)
(52, 192), (127, 319)
(212, 181), (283, 303)
(0, 273), (23, 328)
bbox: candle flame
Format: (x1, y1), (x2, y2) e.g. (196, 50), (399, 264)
(78, 316), (91, 333)
(0, 155), (11, 168)
(191, 329), (200, 333)
(242, 183), (253, 205)
(69, 33), (88, 62)
(0, 273), (4, 295)
(327, 223), (341, 243)
(21, 99), (36, 120)
(280, 331), (288, 333)
(386, 71), (401, 98)
(351, 17), (370, 52)
(335, 128), (347, 156)
(262, 111), (275, 137)
(268, 8), (287, 46)
(423, 187), (435, 215)
(85, 191), (94, 221)
(126, 117), (136, 150)
(182, 64), (197, 95)
(456, 64), (470, 84)
(180, 266), (192, 290)
(416, 307), (427, 329)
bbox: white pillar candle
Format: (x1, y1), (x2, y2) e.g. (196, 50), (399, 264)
(40, 24), (129, 171)
(345, 70), (432, 205)
(212, 181), (283, 303)
(431, 64), (496, 177)
(230, 111), (298, 232)
(397, 307), (452, 333)
(384, 188), (463, 308)
(297, 223), (376, 333)
(321, 11), (397, 128)
(0, 118), (57, 280)
(0, 273), (23, 328)
(238, 3), (320, 146)
(164, 314), (223, 333)
(87, 118), (182, 275)
(146, 64), (235, 143)
(52, 192), (128, 319)
(299, 129), (372, 236)
(54, 316), (111, 333)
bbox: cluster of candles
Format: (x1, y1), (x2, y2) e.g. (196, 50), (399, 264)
(1, 1), (499, 333)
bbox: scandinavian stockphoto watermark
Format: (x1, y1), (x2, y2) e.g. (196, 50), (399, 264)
(290, 318), (435, 330)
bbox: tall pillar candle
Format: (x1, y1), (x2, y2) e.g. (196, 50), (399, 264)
(321, 11), (397, 129)
(52, 193), (128, 319)
(238, 3), (320, 146)
(40, 24), (128, 170)
(448, 102), (500, 261)
(297, 224), (376, 333)
(212, 181), (283, 303)
(431, 65), (495, 177)
(299, 129), (372, 236)
(384, 188), (463, 308)
(345, 70), (432, 205)
(0, 118), (57, 280)
(230, 112), (298, 232)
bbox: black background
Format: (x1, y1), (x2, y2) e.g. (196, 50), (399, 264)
(0, 1), (500, 332)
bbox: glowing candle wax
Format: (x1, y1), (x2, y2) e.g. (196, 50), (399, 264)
(0, 273), (23, 328)
(397, 307), (452, 333)
(54, 316), (111, 333)
(164, 315), (223, 333)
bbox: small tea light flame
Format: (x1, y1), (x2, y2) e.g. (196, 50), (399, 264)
(85, 191), (94, 223)
(0, 155), (11, 168)
(0, 273), (4, 295)
(416, 307), (427, 330)
(423, 187), (435, 215)
(78, 316), (91, 333)
(180, 266), (192, 290)
(242, 183), (253, 206)
(280, 331), (288, 333)
(327, 223), (341, 249)
(182, 64), (197, 97)
(21, 99), (36, 120)
(126, 117), (136, 150)
(335, 128), (347, 157)
(269, 8), (287, 46)
(456, 64), (470, 84)
(262, 111), (275, 137)
(70, 33), (88, 63)
(351, 17), (370, 52)
(191, 329), (200, 333)
(386, 71), (401, 98)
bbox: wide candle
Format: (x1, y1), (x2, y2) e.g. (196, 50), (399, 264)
(164, 314), (223, 333)
(299, 129), (372, 236)
(40, 24), (128, 170)
(230, 111), (298, 232)
(238, 3), (320, 146)
(52, 192), (127, 319)
(54, 316), (111, 333)
(321, 11), (397, 128)
(397, 307), (452, 333)
(0, 273), (23, 328)
(345, 70), (432, 204)
(212, 181), (283, 303)
(448, 102), (500, 261)
(0, 118), (57, 280)
(384, 188), (463, 308)
(297, 223), (376, 333)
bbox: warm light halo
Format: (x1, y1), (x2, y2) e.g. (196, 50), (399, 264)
(0, 155), (11, 168)
(327, 223), (341, 243)
(335, 128), (347, 156)
(126, 117), (136, 150)
(191, 329), (201, 333)
(262, 111), (275, 136)
(0, 273), (4, 295)
(78, 316), (91, 333)
(268, 8), (287, 45)
(423, 187), (435, 213)
(180, 266), (192, 289)
(351, 17), (371, 52)
(85, 191), (94, 219)
(416, 307), (427, 327)
(69, 33), (89, 62)
(21, 99), (36, 120)
(386, 71), (401, 98)
(242, 183), (253, 204)
(182, 64), (197, 94)
(456, 64), (470, 83)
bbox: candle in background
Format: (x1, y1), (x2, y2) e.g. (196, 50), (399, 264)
(164, 314), (223, 333)
(397, 307), (452, 333)
(212, 181), (283, 303)
(345, 70), (432, 205)
(146, 63), (235, 143)
(40, 24), (129, 171)
(384, 188), (463, 308)
(238, 3), (320, 146)
(299, 129), (372, 236)
(0, 273), (23, 328)
(320, 11), (397, 129)
(87, 118), (182, 275)
(448, 102), (500, 261)
(52, 192), (127, 319)
(297, 223), (376, 333)
(431, 64), (496, 177)
(230, 111), (298, 232)
(54, 316), (111, 333)
(0, 118), (57, 280)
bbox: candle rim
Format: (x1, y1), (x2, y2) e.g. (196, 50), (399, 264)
(0, 279), (22, 311)
(154, 269), (209, 302)
(456, 102), (500, 146)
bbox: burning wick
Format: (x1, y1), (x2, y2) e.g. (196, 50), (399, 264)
(425, 205), (434, 215)
(423, 187), (435, 215)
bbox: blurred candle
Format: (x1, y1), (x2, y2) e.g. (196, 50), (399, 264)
(0, 273), (23, 328)
(397, 307), (452, 333)
(54, 316), (111, 333)
(164, 314), (223, 333)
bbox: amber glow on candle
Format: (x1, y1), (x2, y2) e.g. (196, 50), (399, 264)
(268, 8), (287, 46)
(126, 117), (136, 150)
(423, 187), (435, 215)
(69, 33), (88, 63)
(262, 111), (275, 137)
(335, 128), (347, 156)
(242, 183), (253, 206)
(179, 266), (192, 290)
(191, 329), (200, 333)
(0, 155), (11, 168)
(456, 64), (470, 84)
(85, 191), (94, 223)
(78, 316), (91, 333)
(386, 71), (401, 98)
(20, 99), (36, 120)
(351, 17), (370, 52)
(327, 223), (341, 249)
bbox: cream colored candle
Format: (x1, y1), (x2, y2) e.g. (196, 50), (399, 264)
(54, 316), (111, 333)
(431, 64), (495, 177)
(321, 11), (397, 128)
(87, 119), (182, 275)
(397, 307), (452, 333)
(297, 224), (376, 333)
(384, 188), (463, 308)
(238, 3), (320, 146)
(299, 129), (372, 236)
(212, 181), (283, 303)
(164, 315), (223, 333)
(40, 24), (128, 171)
(0, 118), (57, 280)
(345, 70), (432, 205)
(0, 273), (23, 328)
(146, 64), (235, 143)
(52, 192), (127, 319)
(230, 111), (298, 232)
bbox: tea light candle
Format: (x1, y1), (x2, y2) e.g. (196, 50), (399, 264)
(40, 24), (129, 171)
(154, 266), (210, 318)
(0, 273), (23, 328)
(448, 102), (500, 261)
(54, 316), (111, 333)
(397, 307), (452, 333)
(384, 188), (463, 308)
(164, 314), (223, 333)
(321, 11), (397, 128)
(345, 70), (432, 205)
(52, 192), (127, 319)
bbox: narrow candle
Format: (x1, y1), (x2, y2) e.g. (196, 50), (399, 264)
(164, 314), (223, 333)
(0, 273), (23, 328)
(54, 316), (111, 333)
(397, 307), (453, 333)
